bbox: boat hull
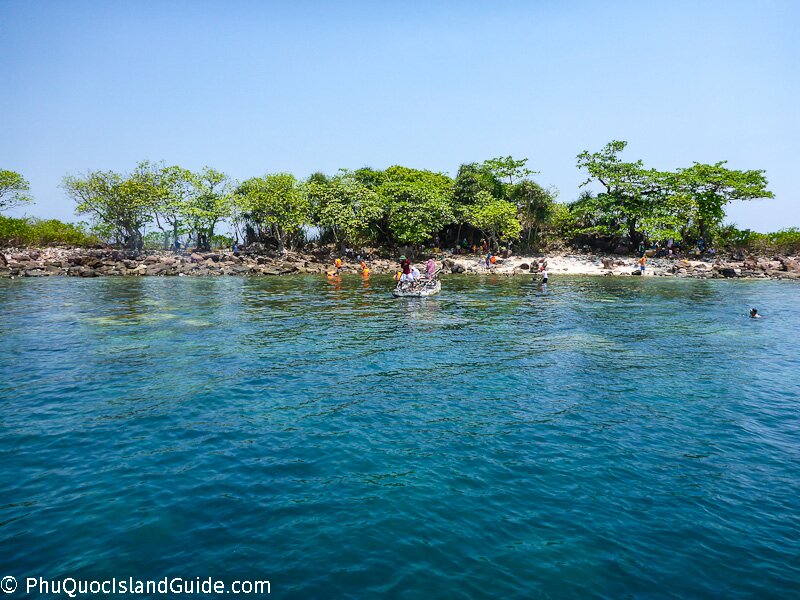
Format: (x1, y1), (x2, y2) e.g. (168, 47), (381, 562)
(392, 280), (441, 297)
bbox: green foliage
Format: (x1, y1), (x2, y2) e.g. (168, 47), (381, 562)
(510, 180), (558, 247)
(0, 170), (33, 212)
(465, 191), (522, 247)
(142, 231), (167, 250)
(548, 202), (577, 238)
(482, 156), (537, 186)
(576, 141), (775, 249)
(235, 173), (308, 252)
(307, 171), (330, 185)
(8, 151), (777, 255)
(153, 164), (195, 247)
(353, 167), (387, 189)
(307, 171), (384, 250)
(454, 163), (503, 205)
(714, 225), (800, 255)
(63, 169), (154, 251)
(184, 167), (232, 249)
(576, 140), (667, 247)
(0, 215), (98, 247)
(210, 234), (234, 249)
(672, 162), (774, 239)
(379, 166), (455, 245)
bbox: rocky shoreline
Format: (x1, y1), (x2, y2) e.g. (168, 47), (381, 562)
(1, 247), (799, 280)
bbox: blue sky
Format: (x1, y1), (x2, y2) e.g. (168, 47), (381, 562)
(1, 0), (797, 231)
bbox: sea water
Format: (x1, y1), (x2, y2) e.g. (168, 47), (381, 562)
(1, 275), (798, 598)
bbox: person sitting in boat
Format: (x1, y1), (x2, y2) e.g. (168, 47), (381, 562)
(400, 267), (420, 286)
(425, 257), (436, 279)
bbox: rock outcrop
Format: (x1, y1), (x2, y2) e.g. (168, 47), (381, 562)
(0, 247), (798, 280)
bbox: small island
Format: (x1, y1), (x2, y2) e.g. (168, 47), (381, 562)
(2, 144), (798, 280)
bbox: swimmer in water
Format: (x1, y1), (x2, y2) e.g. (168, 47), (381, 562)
(749, 308), (762, 318)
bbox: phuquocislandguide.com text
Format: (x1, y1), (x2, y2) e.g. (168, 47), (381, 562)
(10, 576), (270, 596)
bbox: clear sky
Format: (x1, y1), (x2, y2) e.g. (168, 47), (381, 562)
(1, 0), (797, 231)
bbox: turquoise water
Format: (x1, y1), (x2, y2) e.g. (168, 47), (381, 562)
(1, 275), (799, 598)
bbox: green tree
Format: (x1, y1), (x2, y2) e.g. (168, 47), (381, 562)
(63, 169), (153, 251)
(453, 163), (503, 205)
(235, 173), (308, 253)
(510, 180), (558, 248)
(153, 164), (194, 249)
(482, 156), (537, 189)
(378, 166), (455, 246)
(576, 140), (666, 249)
(185, 167), (232, 251)
(673, 161), (773, 242)
(0, 170), (33, 212)
(307, 171), (384, 253)
(465, 191), (522, 250)
(353, 167), (387, 189)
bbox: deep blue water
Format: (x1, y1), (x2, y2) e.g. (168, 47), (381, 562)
(1, 275), (799, 599)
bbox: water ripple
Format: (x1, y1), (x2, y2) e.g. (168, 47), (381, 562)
(1, 276), (799, 598)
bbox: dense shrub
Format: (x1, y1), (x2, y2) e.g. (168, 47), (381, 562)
(715, 225), (800, 255)
(0, 215), (99, 247)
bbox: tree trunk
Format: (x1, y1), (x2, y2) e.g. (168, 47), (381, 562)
(698, 218), (709, 244)
(277, 227), (286, 254)
(197, 230), (210, 251)
(124, 227), (143, 253)
(627, 219), (641, 252)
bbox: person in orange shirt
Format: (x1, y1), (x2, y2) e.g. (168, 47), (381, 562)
(359, 260), (369, 276)
(638, 255), (647, 275)
(334, 257), (343, 274)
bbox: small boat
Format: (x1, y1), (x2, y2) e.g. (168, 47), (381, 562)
(392, 279), (441, 298)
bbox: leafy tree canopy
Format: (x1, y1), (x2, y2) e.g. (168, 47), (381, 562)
(378, 166), (455, 245)
(307, 171), (384, 250)
(672, 161), (773, 238)
(63, 169), (154, 251)
(0, 169), (33, 212)
(184, 167), (233, 249)
(454, 163), (503, 206)
(577, 141), (673, 247)
(482, 156), (537, 187)
(235, 173), (308, 252)
(465, 190), (522, 247)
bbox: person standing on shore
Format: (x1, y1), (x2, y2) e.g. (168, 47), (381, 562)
(334, 257), (343, 275)
(638, 255), (647, 275)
